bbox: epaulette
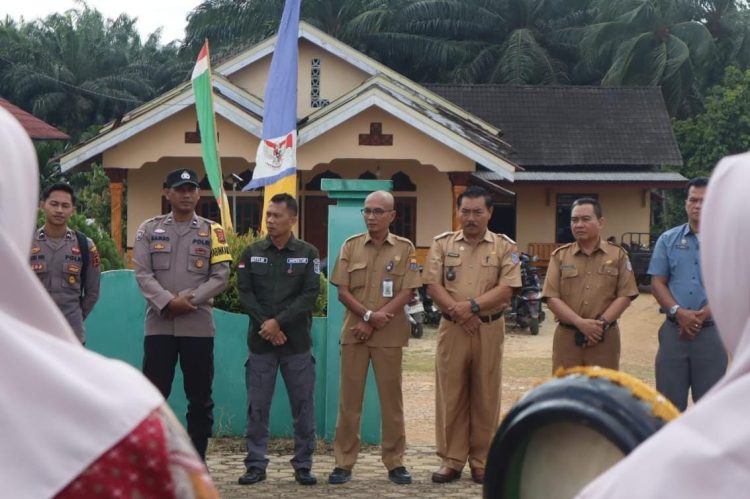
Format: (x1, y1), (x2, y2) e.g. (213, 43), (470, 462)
(496, 233), (516, 245)
(433, 231), (454, 240)
(551, 243), (574, 256)
(344, 233), (366, 244)
(606, 240), (627, 255)
(393, 234), (414, 245)
(143, 214), (167, 226)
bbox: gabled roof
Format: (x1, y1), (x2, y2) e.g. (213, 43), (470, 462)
(58, 24), (517, 178)
(299, 75), (516, 179)
(0, 98), (69, 140)
(426, 85), (683, 168)
(217, 21), (401, 81)
(59, 76), (263, 172)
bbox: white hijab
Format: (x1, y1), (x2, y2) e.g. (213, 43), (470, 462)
(0, 107), (163, 497)
(578, 152), (750, 497)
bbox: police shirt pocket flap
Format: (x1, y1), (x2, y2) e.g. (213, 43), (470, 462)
(150, 241), (172, 253)
(189, 245), (210, 258)
(64, 262), (82, 274)
(31, 261), (47, 273)
(561, 266), (579, 278)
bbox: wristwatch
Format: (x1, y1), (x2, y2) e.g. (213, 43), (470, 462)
(669, 304), (681, 317)
(469, 298), (480, 314)
(363, 310), (373, 322)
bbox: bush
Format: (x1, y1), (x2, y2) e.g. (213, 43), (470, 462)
(214, 230), (328, 317)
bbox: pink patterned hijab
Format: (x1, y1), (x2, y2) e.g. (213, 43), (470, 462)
(0, 107), (163, 497)
(579, 152), (750, 497)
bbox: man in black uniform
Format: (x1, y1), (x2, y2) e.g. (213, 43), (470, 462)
(237, 193), (321, 486)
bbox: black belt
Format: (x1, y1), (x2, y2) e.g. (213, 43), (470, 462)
(667, 317), (715, 328)
(442, 312), (504, 324)
(560, 321), (618, 330)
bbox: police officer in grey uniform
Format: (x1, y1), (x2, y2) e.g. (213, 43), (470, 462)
(237, 193), (321, 486)
(133, 168), (231, 460)
(32, 183), (101, 343)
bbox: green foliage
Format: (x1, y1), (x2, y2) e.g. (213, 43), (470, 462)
(36, 211), (125, 271)
(656, 65), (750, 230)
(213, 231), (328, 317)
(673, 66), (750, 179)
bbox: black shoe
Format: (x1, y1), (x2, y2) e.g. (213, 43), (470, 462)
(238, 467), (266, 485)
(294, 468), (317, 486)
(328, 467), (352, 484)
(388, 466), (412, 485)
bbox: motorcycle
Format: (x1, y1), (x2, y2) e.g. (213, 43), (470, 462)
(506, 252), (546, 335)
(419, 283), (442, 326)
(405, 288), (426, 338)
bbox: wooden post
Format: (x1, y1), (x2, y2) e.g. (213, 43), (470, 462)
(449, 172), (471, 230)
(105, 168), (127, 255)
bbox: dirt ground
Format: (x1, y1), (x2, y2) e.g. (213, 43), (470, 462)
(403, 290), (662, 444)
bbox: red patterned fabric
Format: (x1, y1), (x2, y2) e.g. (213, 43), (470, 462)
(56, 411), (175, 499)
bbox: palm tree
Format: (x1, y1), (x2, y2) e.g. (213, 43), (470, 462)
(351, 0), (591, 84)
(182, 0), (378, 60)
(0, 7), (182, 139)
(581, 0), (717, 115)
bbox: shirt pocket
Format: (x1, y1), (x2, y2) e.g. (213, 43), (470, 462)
(560, 266), (579, 296)
(480, 254), (501, 285)
(249, 259), (269, 275)
(188, 245), (210, 274)
(31, 261), (47, 275)
(598, 264), (619, 278)
(62, 262), (82, 289)
(347, 261), (368, 289)
(150, 242), (172, 270)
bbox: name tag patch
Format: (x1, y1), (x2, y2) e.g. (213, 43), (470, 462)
(250, 256), (268, 263)
(287, 258), (308, 264)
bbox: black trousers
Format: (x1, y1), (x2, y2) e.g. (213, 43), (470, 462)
(143, 335), (214, 459)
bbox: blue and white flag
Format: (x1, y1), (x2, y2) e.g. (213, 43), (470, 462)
(244, 0), (300, 193)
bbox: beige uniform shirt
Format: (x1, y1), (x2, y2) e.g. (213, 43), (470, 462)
(133, 213), (231, 337)
(542, 239), (639, 319)
(31, 228), (101, 341)
(330, 232), (421, 347)
(422, 230), (522, 314)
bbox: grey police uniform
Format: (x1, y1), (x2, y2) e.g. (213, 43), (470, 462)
(31, 227), (101, 342)
(133, 211), (231, 459)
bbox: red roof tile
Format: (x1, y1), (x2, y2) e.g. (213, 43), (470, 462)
(0, 98), (69, 140)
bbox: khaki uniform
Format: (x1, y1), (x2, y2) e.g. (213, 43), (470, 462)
(132, 211), (231, 459)
(422, 230), (521, 472)
(31, 228), (101, 342)
(133, 213), (231, 336)
(542, 239), (639, 371)
(329, 232), (421, 470)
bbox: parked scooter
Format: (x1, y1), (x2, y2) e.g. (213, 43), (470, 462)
(418, 280), (441, 326)
(506, 252), (545, 335)
(406, 289), (425, 338)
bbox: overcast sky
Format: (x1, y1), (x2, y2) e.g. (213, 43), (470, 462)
(2, 0), (202, 44)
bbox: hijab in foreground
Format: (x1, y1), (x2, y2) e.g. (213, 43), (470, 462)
(579, 151), (750, 497)
(0, 107), (163, 497)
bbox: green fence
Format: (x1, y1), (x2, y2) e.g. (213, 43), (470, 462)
(86, 270), (327, 437)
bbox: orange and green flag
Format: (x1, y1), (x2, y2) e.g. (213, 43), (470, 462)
(191, 40), (233, 231)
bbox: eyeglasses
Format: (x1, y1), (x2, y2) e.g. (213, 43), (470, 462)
(361, 208), (392, 217)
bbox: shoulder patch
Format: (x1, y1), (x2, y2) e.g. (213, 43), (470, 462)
(496, 233), (517, 245)
(551, 243), (573, 256)
(433, 231), (454, 240)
